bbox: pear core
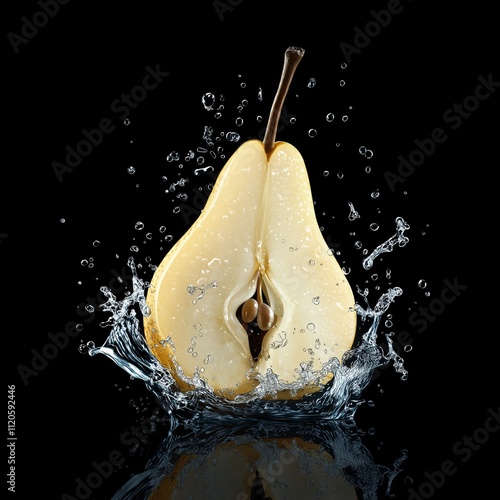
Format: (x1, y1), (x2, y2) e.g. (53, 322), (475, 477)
(144, 140), (356, 400)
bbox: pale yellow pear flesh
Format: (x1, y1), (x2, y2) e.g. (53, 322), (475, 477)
(144, 140), (356, 399)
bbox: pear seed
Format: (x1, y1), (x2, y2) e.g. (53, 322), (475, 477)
(257, 303), (274, 331)
(242, 298), (258, 323)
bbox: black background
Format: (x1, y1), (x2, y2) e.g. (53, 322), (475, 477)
(3, 0), (498, 498)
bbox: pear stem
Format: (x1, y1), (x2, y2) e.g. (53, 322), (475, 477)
(263, 46), (305, 155)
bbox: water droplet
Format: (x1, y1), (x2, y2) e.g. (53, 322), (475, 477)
(258, 87), (263, 101)
(339, 80), (345, 87)
(342, 115), (349, 122)
(226, 131), (240, 142)
(85, 304), (94, 313)
(309, 259), (315, 266)
(348, 202), (360, 221)
(326, 112), (334, 122)
(127, 166), (136, 174)
(124, 118), (130, 126)
(202, 92), (215, 111)
(289, 117), (296, 124)
(173, 207), (180, 214)
(235, 117), (243, 126)
(240, 82), (246, 89)
(307, 77), (317, 88)
(365, 166), (371, 174)
(308, 129), (317, 138)
(60, 218), (65, 223)
(340, 62), (347, 69)
(371, 190), (380, 199)
(418, 279), (427, 289)
(92, 240), (100, 247)
(307, 323), (315, 331)
(337, 172), (344, 179)
(204, 355), (214, 365)
(130, 245), (139, 252)
(81, 259), (88, 266)
(194, 166), (215, 176)
(166, 151), (180, 162)
(404, 345), (413, 352)
(322, 170), (330, 177)
(134, 221), (144, 231)
(312, 296), (320, 305)
(370, 223), (379, 231)
(315, 338), (321, 349)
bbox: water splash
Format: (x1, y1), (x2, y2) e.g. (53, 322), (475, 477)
(363, 217), (410, 270)
(88, 257), (406, 424)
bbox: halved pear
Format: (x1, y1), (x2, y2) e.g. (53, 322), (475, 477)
(144, 47), (356, 399)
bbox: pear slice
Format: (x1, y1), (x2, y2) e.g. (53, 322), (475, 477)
(144, 47), (356, 399)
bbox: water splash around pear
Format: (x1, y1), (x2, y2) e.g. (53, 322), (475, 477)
(86, 252), (407, 424)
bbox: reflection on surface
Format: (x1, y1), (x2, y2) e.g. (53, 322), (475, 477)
(112, 418), (405, 499)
